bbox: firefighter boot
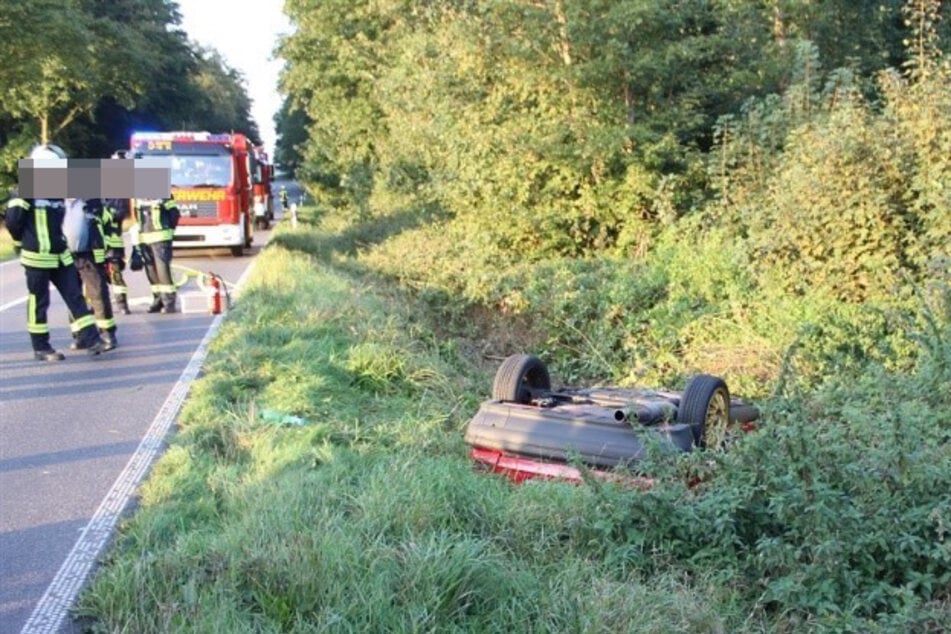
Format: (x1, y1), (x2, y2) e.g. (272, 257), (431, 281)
(102, 330), (118, 351)
(115, 294), (131, 315)
(147, 295), (163, 313)
(160, 293), (178, 314)
(34, 348), (65, 362)
(74, 330), (106, 355)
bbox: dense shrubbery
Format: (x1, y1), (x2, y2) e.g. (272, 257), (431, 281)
(353, 23), (949, 396)
(710, 41), (951, 304)
(586, 283), (951, 629)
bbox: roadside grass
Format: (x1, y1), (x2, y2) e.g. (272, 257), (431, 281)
(0, 230), (14, 260)
(75, 207), (951, 633)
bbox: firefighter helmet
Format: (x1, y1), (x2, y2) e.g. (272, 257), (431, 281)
(29, 144), (68, 160)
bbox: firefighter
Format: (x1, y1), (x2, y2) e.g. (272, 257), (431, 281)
(131, 195), (180, 313)
(3, 144), (106, 360)
(104, 151), (132, 314)
(65, 198), (118, 350)
(102, 199), (130, 314)
(279, 185), (289, 211)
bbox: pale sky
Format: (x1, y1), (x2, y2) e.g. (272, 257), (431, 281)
(176, 0), (291, 157)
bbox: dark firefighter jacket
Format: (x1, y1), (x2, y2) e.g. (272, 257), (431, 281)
(4, 197), (76, 268)
(75, 199), (118, 264)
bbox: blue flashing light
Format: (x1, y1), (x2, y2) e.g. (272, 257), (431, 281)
(130, 131), (159, 140)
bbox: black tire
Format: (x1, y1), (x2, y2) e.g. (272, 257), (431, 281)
(491, 354), (551, 404)
(230, 245), (244, 257)
(679, 374), (730, 448)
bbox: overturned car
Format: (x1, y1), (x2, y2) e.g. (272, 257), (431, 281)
(464, 354), (759, 483)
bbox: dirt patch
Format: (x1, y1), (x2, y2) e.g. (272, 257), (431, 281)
(683, 342), (782, 387)
(430, 302), (545, 372)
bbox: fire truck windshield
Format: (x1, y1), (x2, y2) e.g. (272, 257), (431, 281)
(171, 155), (232, 187)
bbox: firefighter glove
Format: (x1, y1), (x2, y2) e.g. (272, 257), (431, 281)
(130, 246), (144, 271)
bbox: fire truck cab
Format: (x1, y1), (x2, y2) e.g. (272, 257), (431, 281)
(130, 131), (253, 256)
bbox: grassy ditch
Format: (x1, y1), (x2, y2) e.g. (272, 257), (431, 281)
(76, 208), (951, 633)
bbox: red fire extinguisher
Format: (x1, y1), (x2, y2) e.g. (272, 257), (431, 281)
(208, 273), (222, 315)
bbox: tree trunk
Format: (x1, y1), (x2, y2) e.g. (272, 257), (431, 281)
(772, 2), (786, 50)
(553, 0), (572, 66)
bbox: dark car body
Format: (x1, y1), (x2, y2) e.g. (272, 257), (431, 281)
(464, 355), (758, 483)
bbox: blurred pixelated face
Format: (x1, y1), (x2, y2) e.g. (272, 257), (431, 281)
(19, 159), (68, 198)
(18, 158), (171, 199)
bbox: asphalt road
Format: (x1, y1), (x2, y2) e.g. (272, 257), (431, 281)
(0, 180), (303, 634)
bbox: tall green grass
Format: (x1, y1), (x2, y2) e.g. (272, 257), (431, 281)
(76, 207), (951, 633)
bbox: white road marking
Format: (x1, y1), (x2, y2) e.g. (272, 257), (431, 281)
(0, 296), (27, 312)
(1, 260), (25, 311)
(1, 295), (157, 313)
(19, 261), (258, 634)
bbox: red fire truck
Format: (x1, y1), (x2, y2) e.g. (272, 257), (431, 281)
(251, 146), (274, 230)
(130, 131), (253, 255)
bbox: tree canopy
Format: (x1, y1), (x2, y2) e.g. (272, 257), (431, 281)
(277, 0), (948, 302)
(0, 0), (260, 191)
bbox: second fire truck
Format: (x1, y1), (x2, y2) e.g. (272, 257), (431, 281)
(251, 146), (274, 230)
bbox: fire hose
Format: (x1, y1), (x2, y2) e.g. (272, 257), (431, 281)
(171, 264), (235, 314)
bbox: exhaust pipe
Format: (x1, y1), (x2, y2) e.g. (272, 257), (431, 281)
(614, 402), (677, 425)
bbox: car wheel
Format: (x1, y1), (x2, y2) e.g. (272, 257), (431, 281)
(680, 374), (730, 448)
(492, 354), (551, 404)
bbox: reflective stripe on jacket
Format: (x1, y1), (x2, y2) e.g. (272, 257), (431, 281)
(102, 200), (128, 250)
(133, 198), (179, 244)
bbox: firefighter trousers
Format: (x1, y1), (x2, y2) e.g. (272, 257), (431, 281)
(73, 253), (116, 335)
(106, 249), (129, 310)
(141, 240), (176, 309)
(23, 263), (99, 352)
